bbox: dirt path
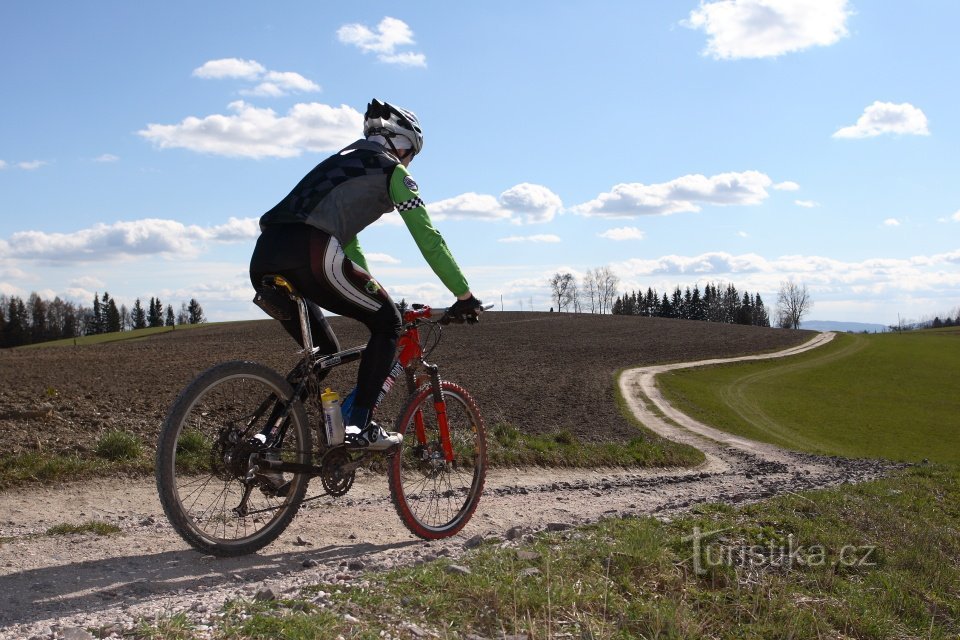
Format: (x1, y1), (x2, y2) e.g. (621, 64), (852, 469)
(0, 332), (894, 639)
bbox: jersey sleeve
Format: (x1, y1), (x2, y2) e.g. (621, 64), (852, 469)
(342, 236), (370, 273)
(389, 165), (470, 297)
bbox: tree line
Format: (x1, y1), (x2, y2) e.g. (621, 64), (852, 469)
(612, 282), (771, 326)
(0, 292), (205, 348)
(549, 267), (621, 314)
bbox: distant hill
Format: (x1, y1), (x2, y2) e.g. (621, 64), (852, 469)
(801, 320), (888, 333)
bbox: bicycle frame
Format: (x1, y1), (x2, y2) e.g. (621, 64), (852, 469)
(269, 289), (456, 466)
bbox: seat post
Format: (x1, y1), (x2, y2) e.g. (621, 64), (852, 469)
(296, 297), (314, 353)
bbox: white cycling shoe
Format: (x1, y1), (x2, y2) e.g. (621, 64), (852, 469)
(346, 423), (402, 451)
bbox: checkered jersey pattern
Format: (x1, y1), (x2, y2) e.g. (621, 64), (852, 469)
(396, 196), (425, 213)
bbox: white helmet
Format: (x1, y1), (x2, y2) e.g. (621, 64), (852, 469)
(364, 99), (423, 156)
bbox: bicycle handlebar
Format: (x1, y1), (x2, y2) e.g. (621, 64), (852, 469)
(402, 303), (494, 326)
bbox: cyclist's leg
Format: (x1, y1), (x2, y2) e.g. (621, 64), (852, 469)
(299, 229), (402, 435)
(249, 225), (341, 354)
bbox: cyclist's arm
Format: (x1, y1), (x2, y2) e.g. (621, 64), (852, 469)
(389, 165), (470, 298)
(342, 236), (370, 273)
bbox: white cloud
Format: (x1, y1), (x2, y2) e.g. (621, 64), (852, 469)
(953, 210), (960, 222)
(366, 252), (401, 264)
(0, 160), (6, 170)
(18, 160), (46, 170)
(794, 199), (819, 208)
(498, 183), (563, 224)
(138, 101), (362, 159)
(337, 17), (427, 67)
(883, 218), (901, 227)
(379, 52), (428, 67)
(598, 226), (645, 241)
(428, 193), (511, 222)
(498, 234), (561, 244)
(192, 58), (321, 97)
(737, 230), (750, 238)
(70, 275), (106, 289)
(241, 71), (321, 97)
(684, 0), (853, 60)
(833, 101), (930, 139)
(94, 154), (119, 163)
(0, 216), (260, 262)
(426, 184), (563, 224)
(773, 181), (800, 191)
(193, 58), (266, 80)
(574, 170), (773, 218)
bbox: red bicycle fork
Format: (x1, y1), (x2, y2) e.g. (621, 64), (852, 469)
(399, 311), (455, 463)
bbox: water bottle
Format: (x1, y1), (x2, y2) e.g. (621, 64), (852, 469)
(321, 388), (345, 446)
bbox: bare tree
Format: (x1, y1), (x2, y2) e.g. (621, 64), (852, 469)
(570, 279), (583, 313)
(595, 266), (620, 314)
(776, 280), (813, 329)
(583, 268), (598, 313)
(549, 272), (576, 312)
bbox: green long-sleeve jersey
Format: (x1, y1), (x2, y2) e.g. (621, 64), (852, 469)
(260, 139), (469, 298)
(343, 164), (469, 298)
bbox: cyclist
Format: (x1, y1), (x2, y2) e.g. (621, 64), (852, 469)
(249, 98), (482, 453)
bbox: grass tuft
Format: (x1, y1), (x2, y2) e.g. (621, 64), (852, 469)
(95, 430), (143, 461)
(46, 520), (121, 536)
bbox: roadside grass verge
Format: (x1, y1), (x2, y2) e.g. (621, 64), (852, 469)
(0, 430), (152, 490)
(657, 330), (960, 463)
(487, 422), (703, 468)
(138, 464), (960, 639)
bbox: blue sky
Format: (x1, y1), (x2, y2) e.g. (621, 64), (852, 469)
(1, 1), (958, 325)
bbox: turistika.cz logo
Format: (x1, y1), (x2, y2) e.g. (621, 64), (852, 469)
(681, 526), (878, 575)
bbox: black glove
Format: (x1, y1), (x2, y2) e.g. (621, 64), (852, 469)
(444, 295), (483, 324)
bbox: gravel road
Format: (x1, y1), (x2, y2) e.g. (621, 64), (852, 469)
(0, 332), (895, 639)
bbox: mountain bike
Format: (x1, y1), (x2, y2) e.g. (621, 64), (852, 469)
(155, 275), (487, 557)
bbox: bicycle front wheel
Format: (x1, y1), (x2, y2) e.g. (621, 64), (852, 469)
(156, 361), (312, 556)
(388, 381), (487, 539)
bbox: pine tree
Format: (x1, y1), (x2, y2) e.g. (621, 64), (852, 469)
(165, 304), (175, 327)
(0, 300), (7, 348)
(132, 298), (147, 330)
(187, 298), (205, 324)
(754, 293), (770, 327)
(105, 296), (122, 333)
(5, 297), (28, 347)
(91, 293), (103, 335)
(148, 297), (163, 328)
(29, 293), (48, 343)
(612, 295), (623, 315)
(660, 292), (673, 319)
(177, 302), (189, 325)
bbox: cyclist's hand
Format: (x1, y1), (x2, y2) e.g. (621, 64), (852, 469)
(444, 295), (483, 325)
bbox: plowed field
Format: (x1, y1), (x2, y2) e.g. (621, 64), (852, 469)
(0, 312), (811, 457)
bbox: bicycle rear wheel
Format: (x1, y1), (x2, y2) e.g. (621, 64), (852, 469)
(388, 381), (487, 539)
(156, 361), (312, 556)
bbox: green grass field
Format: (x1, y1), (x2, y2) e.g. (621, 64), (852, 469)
(658, 328), (960, 464)
(17, 322), (220, 349)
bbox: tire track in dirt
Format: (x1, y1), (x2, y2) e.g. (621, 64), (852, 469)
(0, 331), (896, 639)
